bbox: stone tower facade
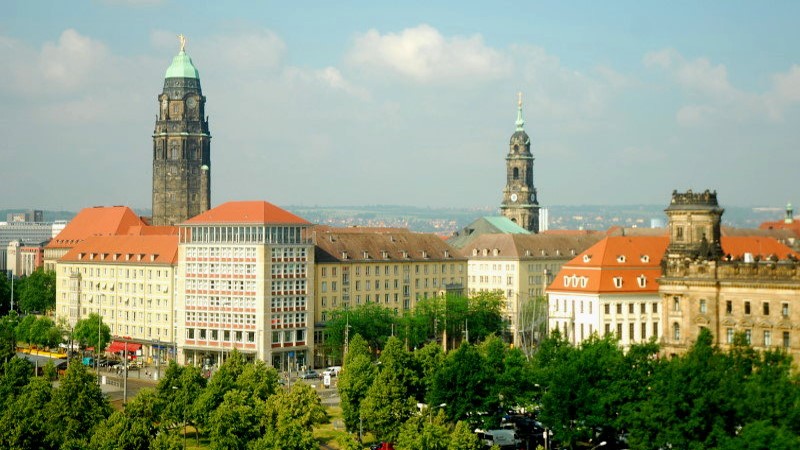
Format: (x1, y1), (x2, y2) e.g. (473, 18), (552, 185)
(664, 189), (724, 260)
(500, 94), (540, 233)
(152, 36), (211, 226)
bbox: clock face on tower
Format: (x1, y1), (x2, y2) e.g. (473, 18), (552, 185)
(186, 97), (197, 109)
(511, 194), (518, 202)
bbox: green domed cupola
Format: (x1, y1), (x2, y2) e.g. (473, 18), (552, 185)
(165, 34), (199, 79)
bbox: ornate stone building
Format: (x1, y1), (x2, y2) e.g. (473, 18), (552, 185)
(659, 190), (800, 361)
(152, 36), (211, 226)
(500, 94), (540, 233)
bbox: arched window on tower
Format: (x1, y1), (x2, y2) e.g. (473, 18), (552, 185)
(170, 145), (179, 160)
(673, 322), (681, 341)
(513, 167), (519, 180)
(513, 144), (519, 153)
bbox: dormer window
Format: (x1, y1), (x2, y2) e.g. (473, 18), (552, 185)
(363, 251), (370, 259)
(580, 277), (588, 288)
(637, 275), (647, 288)
(583, 255), (591, 263)
(341, 251), (348, 260)
(492, 248), (500, 256)
(482, 249), (488, 256)
(381, 250), (388, 259)
(571, 275), (579, 287)
(444, 250), (450, 258)
(613, 277), (623, 288)
(640, 255), (650, 263)
(422, 251), (429, 259)
(472, 249), (478, 256)
(563, 276), (571, 287)
(617, 255), (626, 263)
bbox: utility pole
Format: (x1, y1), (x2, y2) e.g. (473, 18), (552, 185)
(97, 316), (102, 385)
(10, 273), (14, 312)
(343, 314), (351, 363)
(123, 345), (128, 405)
(464, 319), (469, 344)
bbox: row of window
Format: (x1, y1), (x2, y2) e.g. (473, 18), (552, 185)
(186, 311), (257, 326)
(186, 262), (258, 275)
(186, 226), (307, 245)
(187, 328), (255, 343)
(186, 279), (257, 292)
(271, 280), (307, 293)
(552, 321), (660, 343)
(270, 247), (309, 261)
(675, 298), (792, 317)
(186, 246), (258, 258)
(269, 296), (307, 310)
(670, 324), (791, 348)
(61, 266), (171, 279)
(184, 295), (256, 308)
(553, 299), (659, 316)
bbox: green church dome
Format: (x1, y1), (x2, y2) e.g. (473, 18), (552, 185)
(165, 49), (199, 79)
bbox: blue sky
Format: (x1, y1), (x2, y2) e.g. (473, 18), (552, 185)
(2, 1), (799, 211)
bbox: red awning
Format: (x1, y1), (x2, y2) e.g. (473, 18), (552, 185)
(107, 341), (142, 353)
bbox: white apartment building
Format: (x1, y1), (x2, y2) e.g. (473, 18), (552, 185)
(176, 201), (314, 372)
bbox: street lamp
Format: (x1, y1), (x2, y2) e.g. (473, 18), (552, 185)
(590, 441), (607, 450)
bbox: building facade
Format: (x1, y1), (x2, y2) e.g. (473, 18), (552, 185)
(176, 201), (313, 371)
(151, 37), (211, 226)
(547, 236), (668, 348)
(55, 234), (178, 362)
(659, 190), (800, 360)
(1, 221), (59, 273)
(463, 232), (604, 345)
(500, 94), (540, 233)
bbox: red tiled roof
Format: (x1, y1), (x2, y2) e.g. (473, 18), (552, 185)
(759, 219), (800, 236)
(183, 201), (309, 225)
(46, 206), (147, 249)
(547, 236), (669, 294)
(720, 236), (799, 259)
(60, 234), (179, 265)
(126, 225), (179, 236)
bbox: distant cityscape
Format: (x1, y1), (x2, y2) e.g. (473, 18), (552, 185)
(2, 203), (788, 236)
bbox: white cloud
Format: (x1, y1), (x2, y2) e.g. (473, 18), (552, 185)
(643, 48), (800, 124)
(347, 24), (512, 82)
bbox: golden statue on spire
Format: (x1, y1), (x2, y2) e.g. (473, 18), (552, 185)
(518, 91), (523, 107)
(178, 33), (186, 52)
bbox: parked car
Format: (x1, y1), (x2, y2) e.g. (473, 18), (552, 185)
(369, 442), (394, 450)
(322, 366), (342, 377)
(299, 370), (319, 379)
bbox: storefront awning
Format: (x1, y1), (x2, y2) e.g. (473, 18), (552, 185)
(107, 341), (142, 353)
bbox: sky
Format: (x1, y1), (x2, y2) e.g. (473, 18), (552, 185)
(2, 1), (800, 212)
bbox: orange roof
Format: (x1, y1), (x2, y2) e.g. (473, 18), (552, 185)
(61, 234), (179, 265)
(183, 201), (309, 225)
(126, 225), (179, 236)
(720, 236), (799, 259)
(759, 219), (800, 236)
(47, 206), (147, 249)
(547, 236), (669, 294)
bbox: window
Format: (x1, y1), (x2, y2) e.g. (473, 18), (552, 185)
(629, 323), (635, 341)
(613, 277), (623, 288)
(672, 297), (680, 312)
(764, 330), (772, 347)
(744, 329), (752, 344)
(652, 303), (658, 314)
(763, 302), (770, 316)
(629, 303), (634, 314)
(783, 331), (790, 348)
(616, 304), (622, 314)
(616, 323), (622, 338)
(641, 303), (646, 314)
(604, 304), (610, 315)
(744, 301), (751, 315)
(641, 322), (647, 340)
(653, 322), (658, 338)
(672, 322), (681, 341)
(726, 328), (734, 344)
(676, 226), (684, 240)
(782, 303), (789, 317)
(699, 299), (707, 314)
(604, 324), (611, 336)
(726, 300), (732, 315)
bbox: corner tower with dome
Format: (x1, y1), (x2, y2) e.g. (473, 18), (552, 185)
(500, 93), (540, 232)
(152, 35), (211, 226)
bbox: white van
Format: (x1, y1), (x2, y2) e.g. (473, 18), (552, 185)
(322, 366), (342, 377)
(474, 428), (521, 449)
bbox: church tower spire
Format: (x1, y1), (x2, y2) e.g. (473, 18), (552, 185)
(152, 35), (211, 226)
(500, 93), (540, 232)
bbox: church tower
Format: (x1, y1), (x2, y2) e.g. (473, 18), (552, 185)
(152, 35), (211, 226)
(664, 189), (724, 260)
(500, 94), (540, 232)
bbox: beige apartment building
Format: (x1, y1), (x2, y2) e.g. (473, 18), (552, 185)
(462, 232), (604, 345)
(312, 227), (466, 359)
(56, 234), (178, 361)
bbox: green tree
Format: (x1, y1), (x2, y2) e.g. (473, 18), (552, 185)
(15, 314), (36, 345)
(0, 274), (10, 315)
(466, 291), (504, 343)
(206, 389), (260, 450)
(0, 376), (53, 449)
(338, 334), (377, 433)
(17, 269), (56, 313)
(0, 356), (33, 407)
(192, 349), (247, 430)
(395, 408), (451, 450)
(156, 362), (206, 436)
(72, 313), (111, 351)
(360, 369), (416, 442)
(448, 420), (482, 450)
(251, 383), (328, 450)
(29, 316), (62, 348)
(44, 360), (112, 448)
(718, 420), (800, 450)
(413, 341), (444, 399)
(90, 388), (162, 450)
(324, 303), (398, 359)
(516, 295), (549, 359)
(427, 342), (490, 425)
(0, 312), (19, 362)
